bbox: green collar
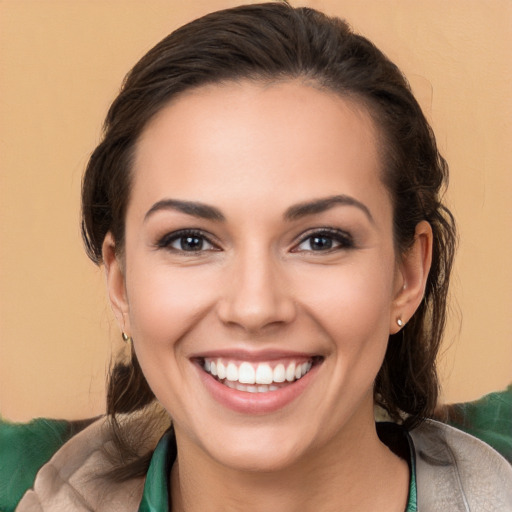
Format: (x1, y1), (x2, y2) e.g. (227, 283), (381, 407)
(138, 431), (172, 512)
(138, 427), (417, 512)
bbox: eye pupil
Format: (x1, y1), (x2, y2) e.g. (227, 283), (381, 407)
(181, 236), (203, 251)
(310, 236), (332, 250)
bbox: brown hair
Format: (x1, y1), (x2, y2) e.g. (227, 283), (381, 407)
(81, 2), (456, 477)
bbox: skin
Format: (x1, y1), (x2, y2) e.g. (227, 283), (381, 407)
(103, 80), (432, 512)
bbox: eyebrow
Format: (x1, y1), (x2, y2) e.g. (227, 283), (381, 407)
(144, 194), (374, 224)
(144, 199), (225, 222)
(284, 195), (374, 224)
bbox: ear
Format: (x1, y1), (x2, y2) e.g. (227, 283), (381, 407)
(102, 232), (131, 336)
(390, 221), (433, 334)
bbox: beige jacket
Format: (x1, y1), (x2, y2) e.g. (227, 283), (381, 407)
(17, 417), (512, 511)
(16, 417), (146, 511)
(411, 420), (512, 511)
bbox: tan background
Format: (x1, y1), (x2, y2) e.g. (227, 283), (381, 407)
(1, 0), (510, 422)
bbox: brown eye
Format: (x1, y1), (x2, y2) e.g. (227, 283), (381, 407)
(157, 230), (217, 252)
(294, 229), (353, 252)
(308, 235), (334, 251)
(175, 235), (206, 251)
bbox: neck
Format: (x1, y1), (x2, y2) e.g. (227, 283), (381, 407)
(170, 415), (409, 512)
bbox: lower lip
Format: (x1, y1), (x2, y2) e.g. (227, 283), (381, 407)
(196, 362), (320, 414)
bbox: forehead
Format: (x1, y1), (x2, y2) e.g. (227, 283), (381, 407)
(130, 80), (389, 219)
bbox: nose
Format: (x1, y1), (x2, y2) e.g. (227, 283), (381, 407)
(216, 248), (296, 333)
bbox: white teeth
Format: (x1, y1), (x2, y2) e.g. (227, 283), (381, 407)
(238, 362), (256, 384)
(203, 357), (314, 389)
(285, 363), (296, 382)
(255, 363), (273, 384)
(217, 361), (226, 380)
(273, 364), (286, 383)
(222, 381), (282, 393)
(226, 362), (238, 382)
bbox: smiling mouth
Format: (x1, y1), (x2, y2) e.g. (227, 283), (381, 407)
(199, 356), (323, 393)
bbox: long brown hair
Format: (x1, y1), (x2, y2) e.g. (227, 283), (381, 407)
(82, 2), (456, 478)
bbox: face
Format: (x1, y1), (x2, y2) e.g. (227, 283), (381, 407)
(105, 80), (427, 472)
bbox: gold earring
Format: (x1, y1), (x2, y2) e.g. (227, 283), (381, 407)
(396, 318), (404, 328)
(122, 332), (132, 343)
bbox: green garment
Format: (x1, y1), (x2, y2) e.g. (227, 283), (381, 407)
(138, 431), (172, 512)
(407, 444), (418, 512)
(137, 427), (418, 512)
(440, 384), (512, 463)
(0, 418), (76, 512)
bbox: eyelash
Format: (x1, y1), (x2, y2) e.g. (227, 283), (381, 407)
(156, 227), (354, 255)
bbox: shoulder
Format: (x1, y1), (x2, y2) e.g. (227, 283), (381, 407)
(410, 419), (512, 511)
(15, 412), (166, 512)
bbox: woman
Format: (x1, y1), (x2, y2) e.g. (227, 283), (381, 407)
(15, 3), (512, 511)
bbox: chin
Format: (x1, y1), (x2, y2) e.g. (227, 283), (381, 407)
(190, 419), (320, 473)
(210, 439), (307, 473)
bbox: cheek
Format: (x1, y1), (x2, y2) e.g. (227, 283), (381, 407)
(297, 256), (395, 359)
(123, 259), (221, 415)
(125, 260), (217, 351)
